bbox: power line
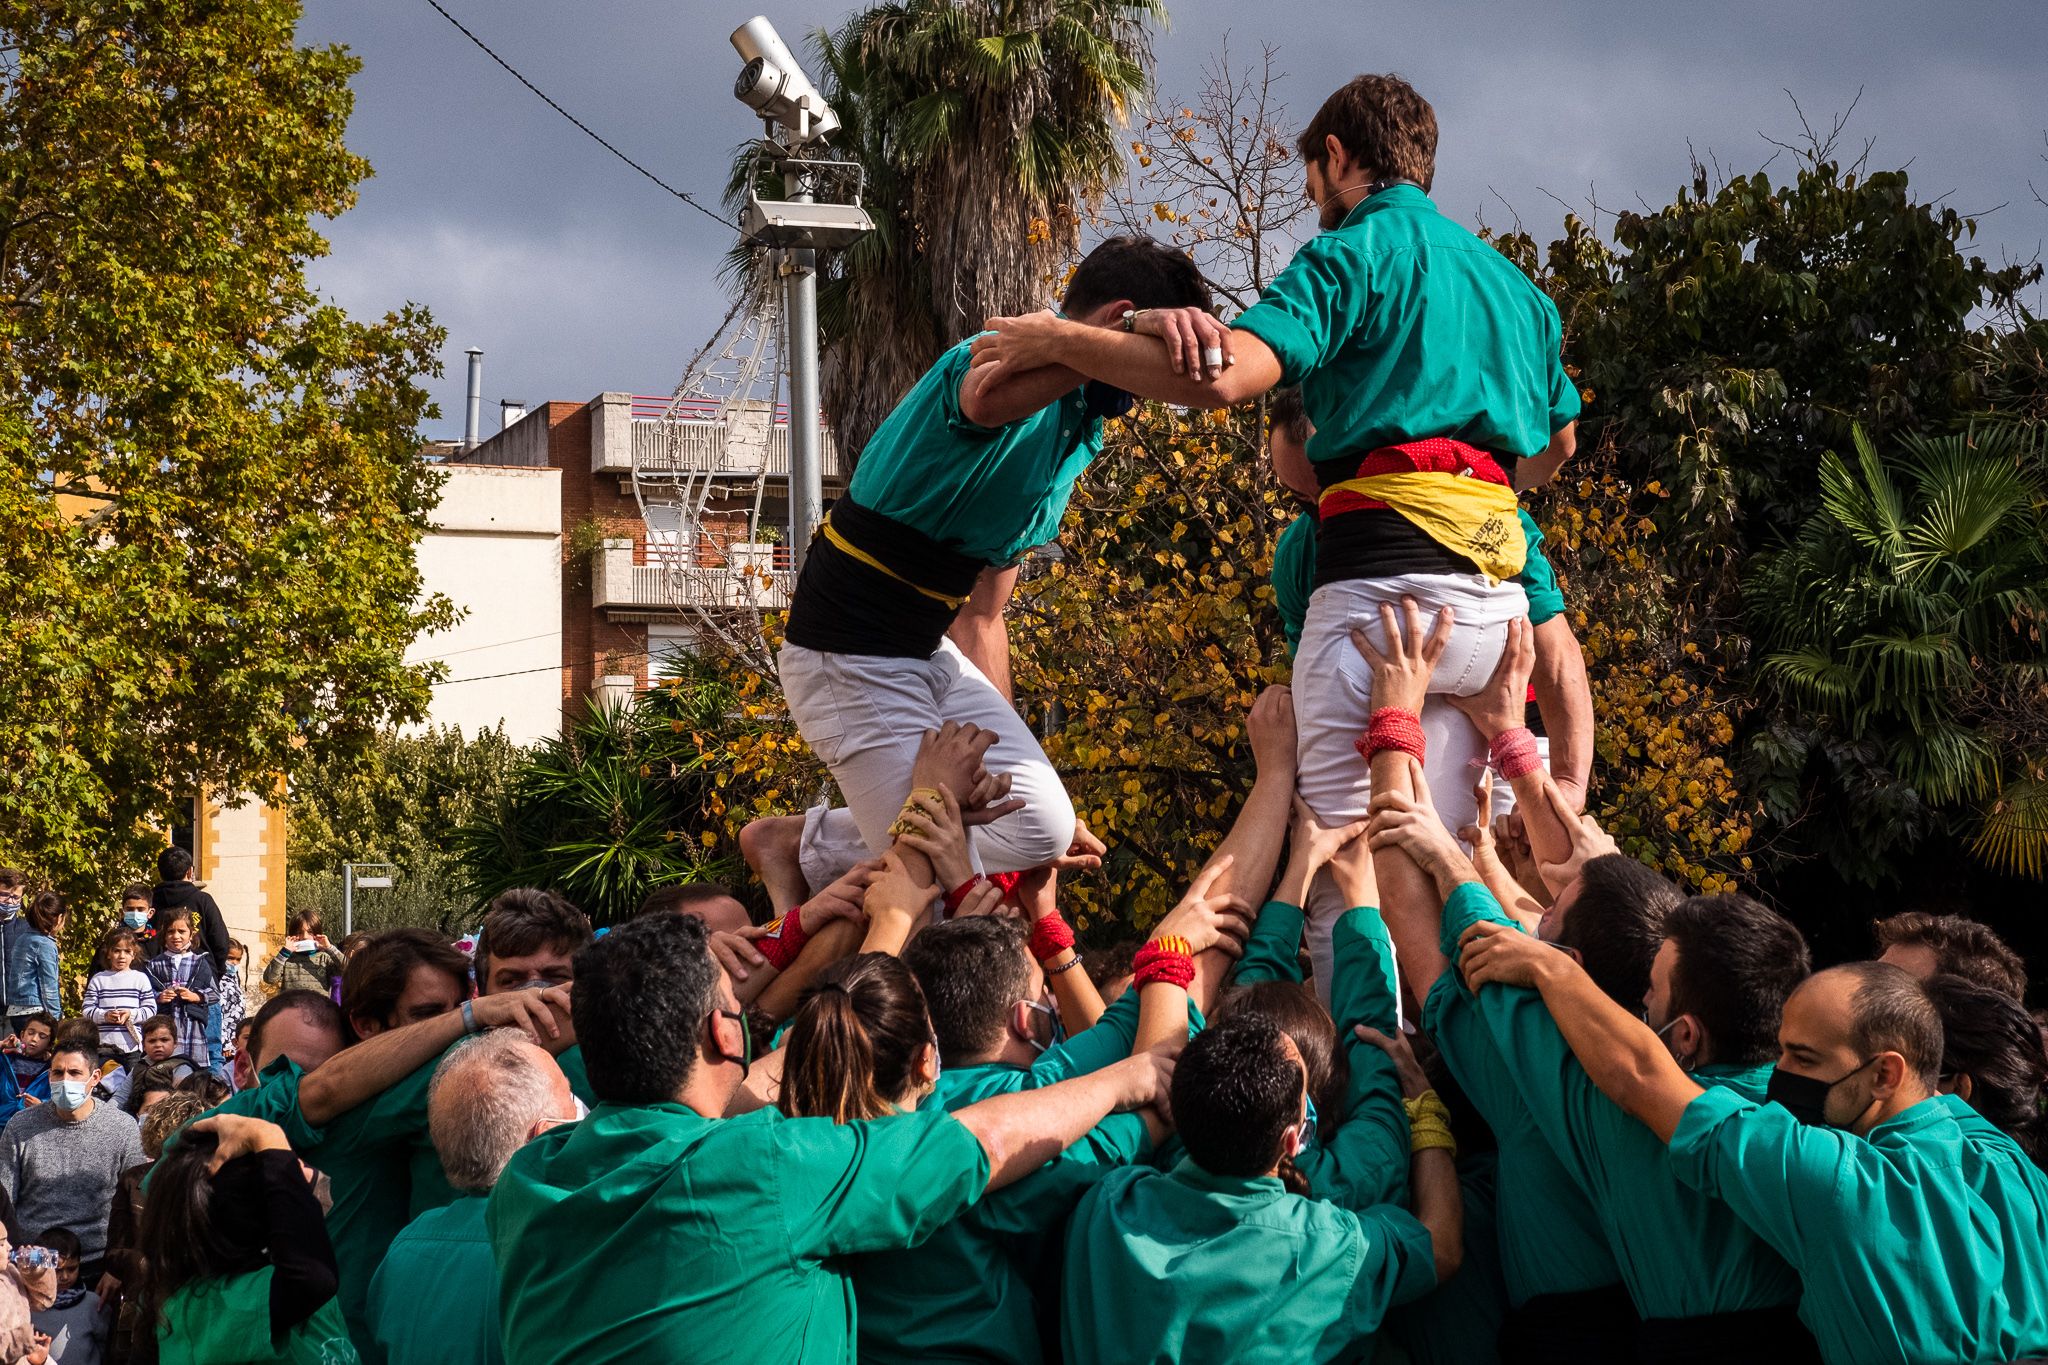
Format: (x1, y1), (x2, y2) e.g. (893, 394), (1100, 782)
(420, 0), (737, 231)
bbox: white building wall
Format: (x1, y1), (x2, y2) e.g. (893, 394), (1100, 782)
(407, 464), (563, 746)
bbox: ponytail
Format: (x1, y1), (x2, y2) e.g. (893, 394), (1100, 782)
(781, 984), (887, 1123)
(1275, 1153), (1313, 1198)
(1925, 974), (2048, 1169)
(779, 954), (935, 1124)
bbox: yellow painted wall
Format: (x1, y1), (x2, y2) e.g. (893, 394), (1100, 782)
(195, 790), (288, 980)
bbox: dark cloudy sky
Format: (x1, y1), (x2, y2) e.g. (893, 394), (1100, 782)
(302, 0), (2048, 441)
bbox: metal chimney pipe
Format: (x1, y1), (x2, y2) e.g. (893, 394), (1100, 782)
(500, 399), (528, 432)
(463, 348), (484, 449)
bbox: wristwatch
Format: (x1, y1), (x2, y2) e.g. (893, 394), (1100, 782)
(1121, 308), (1141, 332)
(461, 999), (480, 1035)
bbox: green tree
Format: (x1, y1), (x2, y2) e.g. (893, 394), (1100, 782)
(0, 0), (451, 903)
(1747, 425), (2048, 881)
(286, 726), (523, 935)
(739, 0), (1163, 458)
(455, 658), (764, 924)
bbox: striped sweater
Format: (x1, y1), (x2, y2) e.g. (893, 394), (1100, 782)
(81, 969), (157, 1053)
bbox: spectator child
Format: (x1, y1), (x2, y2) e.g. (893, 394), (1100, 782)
(28, 1227), (102, 1365)
(0, 1230), (55, 1365)
(138, 1116), (353, 1365)
(217, 943), (248, 1074)
(6, 899), (62, 1033)
(94, 1021), (185, 1113)
(0, 871), (30, 1030)
(141, 921), (214, 1071)
(80, 936), (153, 1067)
(6, 1015), (54, 1089)
(262, 913), (346, 1000)
(114, 888), (154, 961)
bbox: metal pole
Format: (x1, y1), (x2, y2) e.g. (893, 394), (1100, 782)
(463, 349), (484, 450)
(342, 863), (355, 938)
(783, 163), (823, 573)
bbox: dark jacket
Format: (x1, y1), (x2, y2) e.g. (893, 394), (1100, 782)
(150, 880), (231, 975)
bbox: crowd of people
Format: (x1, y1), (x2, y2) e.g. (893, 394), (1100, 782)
(2, 67), (2044, 1365)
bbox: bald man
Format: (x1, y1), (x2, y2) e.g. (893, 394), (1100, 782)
(1456, 930), (2048, 1365)
(368, 1029), (580, 1365)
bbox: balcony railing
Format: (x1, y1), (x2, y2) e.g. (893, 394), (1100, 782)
(627, 418), (846, 480)
(592, 539), (794, 612)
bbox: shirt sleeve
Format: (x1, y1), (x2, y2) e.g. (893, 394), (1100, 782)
(0, 1124), (20, 1204)
(1272, 514), (1317, 659)
(1666, 1085), (1841, 1267)
(972, 1111), (1149, 1239)
(1232, 234), (1372, 388)
(1315, 907), (1409, 1212)
(937, 339), (1004, 440)
(1325, 1205), (1438, 1354)
(1232, 901), (1306, 986)
(778, 1107), (991, 1260)
(1514, 511), (1565, 626)
(1030, 990), (1139, 1084)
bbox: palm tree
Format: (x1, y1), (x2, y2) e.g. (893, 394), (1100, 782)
(1746, 423), (2048, 877)
(730, 0), (1164, 460)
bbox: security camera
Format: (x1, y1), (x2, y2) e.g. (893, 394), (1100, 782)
(731, 16), (840, 145)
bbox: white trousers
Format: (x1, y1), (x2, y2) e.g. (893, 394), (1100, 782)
(779, 639), (1076, 875)
(1292, 572), (1531, 836)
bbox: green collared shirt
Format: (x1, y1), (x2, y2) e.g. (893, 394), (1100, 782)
(1437, 886), (1800, 1319)
(1062, 1157), (1435, 1364)
(1424, 884), (1620, 1305)
(1671, 1087), (2048, 1365)
(1271, 510), (1565, 660)
(368, 1194), (501, 1365)
(157, 1268), (358, 1365)
(851, 993), (1158, 1365)
(846, 338), (1103, 566)
(488, 1100), (989, 1365)
(1232, 902), (1410, 1213)
(1233, 186), (1578, 465)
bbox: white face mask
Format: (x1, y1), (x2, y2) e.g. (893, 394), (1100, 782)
(49, 1079), (90, 1113)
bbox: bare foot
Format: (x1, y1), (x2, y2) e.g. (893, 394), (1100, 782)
(739, 814), (812, 917)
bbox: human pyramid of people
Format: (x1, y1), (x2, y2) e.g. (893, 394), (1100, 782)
(1, 70), (2041, 1365)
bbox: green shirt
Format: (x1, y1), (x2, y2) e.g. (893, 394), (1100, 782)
(1439, 887), (1800, 1319)
(1271, 509), (1564, 659)
(1232, 901), (1410, 1213)
(1381, 1153), (1510, 1365)
(1423, 885), (1620, 1305)
(488, 1100), (989, 1365)
(368, 1194), (501, 1365)
(1233, 186), (1578, 464)
(1062, 1157), (1436, 1364)
(1670, 1087), (2048, 1365)
(156, 1267), (358, 1365)
(847, 338), (1104, 565)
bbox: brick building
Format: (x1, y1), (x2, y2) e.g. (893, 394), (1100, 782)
(448, 393), (843, 718)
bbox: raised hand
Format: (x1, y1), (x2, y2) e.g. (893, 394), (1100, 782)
(1350, 598), (1453, 715)
(710, 926), (773, 983)
(967, 310), (1070, 377)
(893, 785), (976, 893)
(909, 721), (999, 808)
(186, 1114), (292, 1172)
(804, 859), (885, 930)
(960, 768), (1026, 829)
(1354, 1024), (1432, 1101)
(1107, 1041), (1183, 1115)
(1149, 856), (1254, 959)
(1052, 818), (1106, 873)
(1247, 684), (1298, 780)
(1457, 919), (1565, 992)
(1449, 617), (1535, 741)
(1533, 778), (1620, 896)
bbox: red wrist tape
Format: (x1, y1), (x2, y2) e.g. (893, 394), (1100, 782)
(755, 904), (810, 971)
(988, 870), (1025, 899)
(1029, 912), (1076, 962)
(1131, 941), (1196, 989)
(1489, 726), (1542, 781)
(1357, 707), (1426, 764)
(942, 876), (986, 916)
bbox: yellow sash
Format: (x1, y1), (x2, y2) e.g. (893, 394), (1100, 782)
(1321, 473), (1526, 582)
(817, 513), (970, 610)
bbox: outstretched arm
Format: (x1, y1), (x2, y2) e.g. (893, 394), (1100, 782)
(1457, 920), (1702, 1142)
(958, 360), (1085, 429)
(297, 989), (569, 1126)
(1529, 616), (1594, 812)
(1187, 686), (1298, 1011)
(954, 1048), (1174, 1191)
(970, 312), (1281, 409)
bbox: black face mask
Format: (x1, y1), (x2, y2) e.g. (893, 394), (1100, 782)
(714, 1008), (753, 1081)
(1081, 381), (1135, 424)
(1766, 1056), (1874, 1128)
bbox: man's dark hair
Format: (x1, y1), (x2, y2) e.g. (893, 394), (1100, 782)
(49, 1038), (96, 1072)
(476, 889), (592, 970)
(1062, 236), (1209, 319)
(247, 989), (345, 1069)
(636, 883), (742, 919)
(1223, 981), (1349, 1128)
(31, 1226), (81, 1262)
(120, 882), (152, 904)
(1172, 1013), (1303, 1181)
(1924, 973), (2048, 1166)
(341, 928), (471, 1036)
(1553, 855), (1680, 1009)
(1269, 386), (1310, 443)
(1835, 962), (1945, 1088)
(1297, 73), (1438, 190)
(1873, 911), (2028, 1000)
(1663, 894), (1811, 1066)
(157, 846), (194, 882)
(573, 913), (721, 1105)
(902, 916), (1034, 1059)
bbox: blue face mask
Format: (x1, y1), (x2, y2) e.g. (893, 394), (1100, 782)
(121, 911), (150, 930)
(1023, 1000), (1064, 1054)
(49, 1079), (90, 1113)
(1300, 1090), (1321, 1150)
